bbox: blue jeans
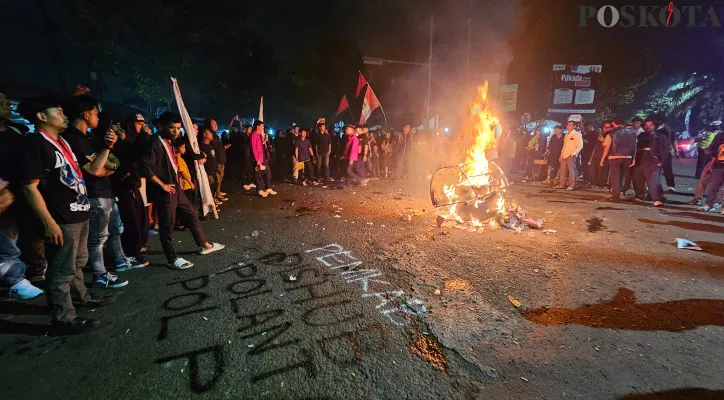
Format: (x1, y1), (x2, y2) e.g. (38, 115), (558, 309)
(0, 214), (26, 286)
(88, 198), (126, 277)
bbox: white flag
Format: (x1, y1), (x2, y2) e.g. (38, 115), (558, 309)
(258, 96), (264, 121)
(171, 77), (216, 216)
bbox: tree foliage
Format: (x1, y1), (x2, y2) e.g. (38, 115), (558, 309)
(64, 0), (278, 116)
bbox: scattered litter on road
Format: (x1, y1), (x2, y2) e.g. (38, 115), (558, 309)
(251, 230), (260, 237)
(228, 340), (232, 344)
(676, 238), (702, 251)
(522, 218), (545, 229)
(181, 369), (184, 373)
(289, 276), (297, 281)
(202, 316), (208, 321)
(507, 295), (525, 311)
(521, 377), (529, 382)
(542, 229), (557, 234)
(533, 269), (539, 273)
(334, 215), (341, 218)
(247, 344), (254, 348)
(434, 289), (441, 295)
(401, 214), (412, 221)
(125, 328), (130, 334)
(544, 210), (553, 214)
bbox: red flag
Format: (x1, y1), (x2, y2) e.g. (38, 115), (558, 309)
(359, 86), (381, 125)
(336, 95), (350, 115)
(355, 72), (368, 97)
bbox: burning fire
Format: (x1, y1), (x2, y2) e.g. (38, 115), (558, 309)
(435, 82), (521, 231)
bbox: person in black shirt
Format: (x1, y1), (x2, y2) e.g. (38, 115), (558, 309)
(18, 96), (113, 335)
(314, 123), (332, 181)
(199, 127), (219, 200)
(141, 112), (224, 270)
(205, 119), (228, 202)
(0, 92), (44, 298)
(295, 128), (315, 186)
(632, 119), (667, 205)
(64, 96), (147, 290)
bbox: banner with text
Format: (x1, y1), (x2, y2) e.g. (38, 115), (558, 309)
(498, 84), (518, 112)
(548, 64), (602, 115)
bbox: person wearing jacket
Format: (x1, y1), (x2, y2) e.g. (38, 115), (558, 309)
(557, 120), (583, 190)
(141, 112), (224, 270)
(250, 121), (276, 198)
(632, 119), (668, 205)
(601, 116), (637, 202)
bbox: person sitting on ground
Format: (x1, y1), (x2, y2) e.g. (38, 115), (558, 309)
(141, 111), (224, 270)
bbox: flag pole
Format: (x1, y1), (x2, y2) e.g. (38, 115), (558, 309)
(368, 86), (389, 129)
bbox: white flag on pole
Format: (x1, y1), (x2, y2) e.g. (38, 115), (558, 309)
(171, 77), (215, 216)
(258, 96), (264, 121)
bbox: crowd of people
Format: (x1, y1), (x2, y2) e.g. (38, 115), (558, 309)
(498, 115), (724, 211)
(0, 87), (455, 335)
(2, 86), (723, 335)
(0, 90), (226, 335)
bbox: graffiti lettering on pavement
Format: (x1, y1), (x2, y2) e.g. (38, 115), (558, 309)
(306, 244), (428, 326)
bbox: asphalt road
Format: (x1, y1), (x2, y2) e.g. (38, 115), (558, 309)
(1, 159), (723, 400)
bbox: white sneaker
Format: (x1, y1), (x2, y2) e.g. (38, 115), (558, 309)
(243, 184), (252, 191)
(653, 201), (663, 207)
(266, 188), (277, 195)
(170, 258), (194, 270)
(10, 279), (43, 299)
(258, 190), (268, 198)
(708, 203), (723, 213)
(302, 181), (308, 187)
(700, 204), (712, 212)
(219, 192), (227, 196)
(199, 242), (225, 255)
(249, 183), (256, 189)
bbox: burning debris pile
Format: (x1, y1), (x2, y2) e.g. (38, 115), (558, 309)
(430, 82), (544, 233)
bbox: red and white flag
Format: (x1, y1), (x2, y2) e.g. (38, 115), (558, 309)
(336, 95), (350, 115)
(355, 72), (368, 97)
(359, 86), (380, 125)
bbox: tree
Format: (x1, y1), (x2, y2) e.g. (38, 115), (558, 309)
(63, 0), (279, 117)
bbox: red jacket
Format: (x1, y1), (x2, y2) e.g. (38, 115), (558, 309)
(251, 131), (264, 164)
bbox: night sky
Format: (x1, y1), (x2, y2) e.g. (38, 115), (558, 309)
(1, 0), (722, 127)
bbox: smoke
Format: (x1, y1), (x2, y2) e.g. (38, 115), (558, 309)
(358, 0), (524, 129)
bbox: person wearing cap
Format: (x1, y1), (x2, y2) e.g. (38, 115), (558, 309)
(141, 111), (224, 270)
(557, 120), (583, 190)
(18, 96), (114, 334)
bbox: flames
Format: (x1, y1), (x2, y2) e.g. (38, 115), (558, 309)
(436, 82), (513, 231)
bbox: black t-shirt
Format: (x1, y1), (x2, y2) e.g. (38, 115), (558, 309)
(295, 138), (312, 161)
(212, 134), (227, 165)
(62, 127), (114, 199)
(358, 133), (368, 155)
(21, 132), (90, 224)
(199, 142), (218, 174)
(315, 133), (331, 155)
(0, 125), (25, 188)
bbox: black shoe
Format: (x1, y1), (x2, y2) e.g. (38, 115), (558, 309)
(49, 317), (100, 336)
(75, 295), (116, 308)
